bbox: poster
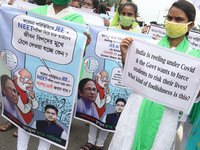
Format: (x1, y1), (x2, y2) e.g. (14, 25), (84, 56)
(123, 39), (200, 114)
(0, 5), (88, 149)
(74, 24), (153, 131)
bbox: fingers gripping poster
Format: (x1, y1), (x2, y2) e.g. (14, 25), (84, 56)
(75, 24), (153, 131)
(0, 6), (88, 149)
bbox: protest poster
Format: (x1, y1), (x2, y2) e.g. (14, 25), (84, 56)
(123, 39), (200, 114)
(187, 30), (200, 49)
(0, 5), (88, 149)
(74, 24), (153, 131)
(147, 24), (200, 49)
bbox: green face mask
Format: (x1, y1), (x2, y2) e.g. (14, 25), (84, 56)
(120, 15), (135, 27)
(52, 0), (70, 5)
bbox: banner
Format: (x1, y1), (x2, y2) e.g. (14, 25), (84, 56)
(0, 5), (87, 149)
(123, 39), (200, 114)
(147, 24), (200, 50)
(74, 24), (153, 131)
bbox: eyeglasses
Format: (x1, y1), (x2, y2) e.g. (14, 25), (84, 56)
(84, 87), (97, 92)
(82, 2), (93, 7)
(101, 76), (108, 81)
(6, 86), (19, 95)
(20, 76), (32, 83)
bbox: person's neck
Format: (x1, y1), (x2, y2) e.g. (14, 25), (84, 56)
(46, 120), (55, 124)
(121, 25), (132, 31)
(82, 98), (92, 109)
(53, 3), (68, 14)
(168, 35), (185, 49)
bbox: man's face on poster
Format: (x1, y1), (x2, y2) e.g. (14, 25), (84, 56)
(79, 81), (97, 101)
(2, 79), (18, 104)
(97, 71), (109, 88)
(115, 101), (125, 114)
(17, 70), (33, 92)
(45, 108), (58, 122)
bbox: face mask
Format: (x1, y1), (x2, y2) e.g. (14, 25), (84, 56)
(164, 20), (192, 38)
(120, 15), (135, 27)
(81, 7), (95, 13)
(52, 0), (70, 5)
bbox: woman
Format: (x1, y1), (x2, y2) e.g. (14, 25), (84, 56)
(110, 0), (134, 27)
(81, 0), (99, 13)
(113, 2), (141, 33)
(79, 78), (109, 150)
(109, 1), (198, 150)
(77, 78), (99, 119)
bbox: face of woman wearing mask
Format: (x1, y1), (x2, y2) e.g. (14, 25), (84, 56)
(165, 6), (194, 39)
(120, 5), (136, 29)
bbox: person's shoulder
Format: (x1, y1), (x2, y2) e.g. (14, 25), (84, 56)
(55, 122), (64, 131)
(64, 12), (85, 24)
(36, 120), (46, 124)
(30, 5), (48, 13)
(188, 48), (200, 58)
(107, 113), (116, 117)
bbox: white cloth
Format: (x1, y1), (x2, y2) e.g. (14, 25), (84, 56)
(17, 96), (38, 114)
(76, 98), (99, 119)
(176, 117), (193, 150)
(108, 92), (179, 150)
(17, 128), (51, 150)
(2, 96), (26, 124)
(47, 4), (75, 19)
(88, 124), (109, 147)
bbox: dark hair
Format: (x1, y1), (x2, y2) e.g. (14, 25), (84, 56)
(34, 0), (52, 5)
(78, 78), (95, 92)
(1, 75), (11, 89)
(118, 0), (132, 13)
(98, 3), (107, 14)
(118, 2), (138, 17)
(169, 0), (196, 36)
(72, 0), (82, 7)
(150, 21), (158, 25)
(116, 98), (126, 105)
(92, 0), (99, 12)
(45, 105), (58, 114)
(78, 78), (95, 98)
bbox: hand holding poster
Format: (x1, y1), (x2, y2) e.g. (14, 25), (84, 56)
(123, 39), (200, 114)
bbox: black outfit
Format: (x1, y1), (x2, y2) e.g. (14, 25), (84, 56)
(36, 120), (64, 138)
(106, 113), (120, 126)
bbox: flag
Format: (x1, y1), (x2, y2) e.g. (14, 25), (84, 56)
(111, 2), (115, 12)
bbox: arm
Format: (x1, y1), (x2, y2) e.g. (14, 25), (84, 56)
(28, 90), (39, 109)
(17, 96), (32, 114)
(83, 32), (91, 57)
(95, 94), (106, 108)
